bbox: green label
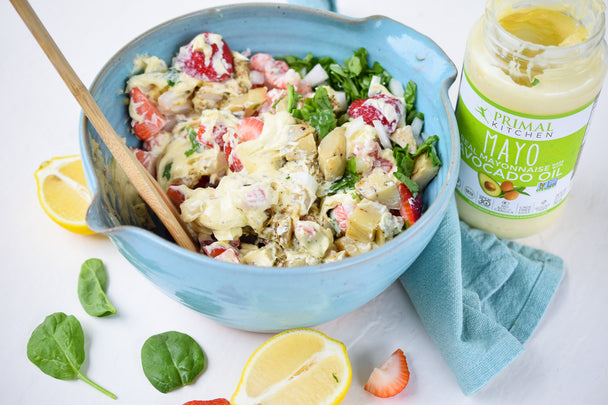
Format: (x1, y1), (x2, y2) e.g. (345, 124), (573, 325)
(455, 71), (596, 219)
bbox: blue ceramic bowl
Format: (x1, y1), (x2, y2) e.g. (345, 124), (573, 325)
(79, 3), (459, 332)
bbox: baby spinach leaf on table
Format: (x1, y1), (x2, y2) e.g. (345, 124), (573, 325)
(78, 258), (116, 317)
(26, 312), (117, 399)
(141, 331), (206, 393)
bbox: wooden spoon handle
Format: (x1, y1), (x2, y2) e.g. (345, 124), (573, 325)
(11, 0), (198, 252)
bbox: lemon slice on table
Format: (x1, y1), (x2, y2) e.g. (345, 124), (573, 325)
(35, 155), (94, 235)
(232, 328), (352, 405)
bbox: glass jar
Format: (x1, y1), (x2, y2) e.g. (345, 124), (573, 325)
(455, 0), (608, 239)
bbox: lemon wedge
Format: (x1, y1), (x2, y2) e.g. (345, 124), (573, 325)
(231, 328), (352, 405)
(35, 155), (94, 235)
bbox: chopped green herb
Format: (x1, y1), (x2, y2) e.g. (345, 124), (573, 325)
(329, 157), (359, 194)
(332, 373), (339, 383)
(531, 78), (540, 86)
(184, 127), (201, 157)
(162, 161), (173, 181)
(291, 86), (336, 138)
(164, 67), (181, 87)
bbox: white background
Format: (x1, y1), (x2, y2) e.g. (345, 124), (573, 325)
(1, 0), (607, 404)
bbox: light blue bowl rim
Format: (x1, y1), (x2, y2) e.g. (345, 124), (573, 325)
(79, 2), (460, 277)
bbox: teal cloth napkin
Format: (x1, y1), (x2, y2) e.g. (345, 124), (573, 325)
(399, 197), (564, 395)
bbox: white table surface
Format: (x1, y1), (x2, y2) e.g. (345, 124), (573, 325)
(2, 0), (607, 404)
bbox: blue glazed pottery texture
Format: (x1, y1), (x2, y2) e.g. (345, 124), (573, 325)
(79, 4), (459, 332)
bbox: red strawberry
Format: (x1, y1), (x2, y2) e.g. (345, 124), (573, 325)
(203, 243), (241, 264)
(364, 349), (410, 398)
(167, 184), (186, 207)
(129, 87), (167, 140)
(236, 117), (264, 142)
(224, 142), (243, 172)
(175, 32), (234, 82)
(198, 123), (229, 149)
(397, 183), (423, 227)
(183, 400), (231, 405)
(348, 94), (404, 133)
(131, 147), (155, 173)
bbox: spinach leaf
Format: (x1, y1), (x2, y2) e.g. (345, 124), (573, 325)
(329, 157), (360, 194)
(393, 135), (442, 196)
(403, 80), (426, 125)
(78, 258), (116, 317)
(291, 86), (336, 138)
(279, 48), (392, 105)
(393, 146), (420, 197)
(141, 331), (206, 393)
(413, 135), (442, 167)
(26, 312), (117, 399)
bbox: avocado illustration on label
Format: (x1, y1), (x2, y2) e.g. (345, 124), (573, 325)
(478, 172), (501, 197)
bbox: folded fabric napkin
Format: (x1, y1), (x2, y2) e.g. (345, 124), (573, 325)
(399, 197), (564, 395)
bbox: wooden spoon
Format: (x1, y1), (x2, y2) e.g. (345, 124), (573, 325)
(11, 0), (198, 252)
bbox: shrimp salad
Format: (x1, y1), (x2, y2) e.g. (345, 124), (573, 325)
(126, 32), (441, 267)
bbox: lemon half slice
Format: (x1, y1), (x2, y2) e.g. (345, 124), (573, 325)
(35, 155), (93, 235)
(232, 328), (352, 405)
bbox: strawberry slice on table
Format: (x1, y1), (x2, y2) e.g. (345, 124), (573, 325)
(129, 87), (167, 140)
(348, 94), (404, 133)
(183, 399), (231, 405)
(175, 32), (234, 82)
(397, 183), (423, 227)
(236, 117), (264, 142)
(364, 349), (410, 398)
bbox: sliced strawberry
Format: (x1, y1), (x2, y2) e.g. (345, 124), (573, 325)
(224, 142), (243, 172)
(364, 349), (410, 398)
(183, 399), (231, 405)
(203, 242), (241, 264)
(198, 123), (229, 149)
(167, 184), (186, 207)
(175, 32), (233, 82)
(348, 94), (404, 134)
(129, 87), (167, 140)
(397, 183), (423, 227)
(131, 147), (155, 173)
(196, 124), (212, 148)
(236, 117), (264, 142)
